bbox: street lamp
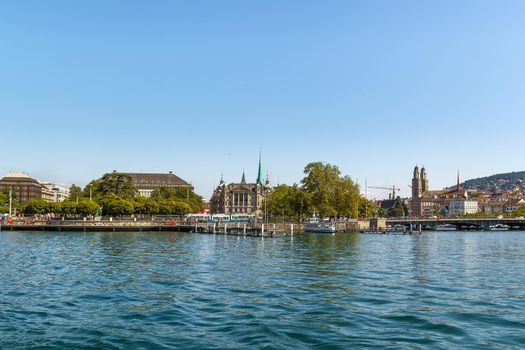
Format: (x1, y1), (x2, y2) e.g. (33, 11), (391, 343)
(8, 190), (12, 217)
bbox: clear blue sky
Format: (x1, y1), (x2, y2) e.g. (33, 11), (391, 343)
(1, 1), (524, 199)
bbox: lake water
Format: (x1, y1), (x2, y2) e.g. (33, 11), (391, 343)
(1, 230), (524, 349)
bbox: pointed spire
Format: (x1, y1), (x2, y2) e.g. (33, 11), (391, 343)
(241, 170), (246, 184)
(219, 173), (224, 186)
(256, 150), (264, 185)
(457, 169), (461, 191)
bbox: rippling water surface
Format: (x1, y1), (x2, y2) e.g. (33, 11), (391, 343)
(1, 231), (525, 349)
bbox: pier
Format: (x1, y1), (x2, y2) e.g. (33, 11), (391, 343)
(0, 219), (360, 235)
(3, 217), (524, 234)
(387, 217), (525, 231)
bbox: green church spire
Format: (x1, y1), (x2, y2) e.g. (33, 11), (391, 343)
(256, 151), (264, 185)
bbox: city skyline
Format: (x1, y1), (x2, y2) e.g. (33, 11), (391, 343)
(1, 1), (524, 199)
(1, 160), (521, 201)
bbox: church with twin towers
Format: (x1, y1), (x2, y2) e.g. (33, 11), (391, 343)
(409, 164), (468, 217)
(411, 165), (429, 198)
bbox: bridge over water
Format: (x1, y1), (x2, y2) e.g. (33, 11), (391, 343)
(386, 218), (525, 230)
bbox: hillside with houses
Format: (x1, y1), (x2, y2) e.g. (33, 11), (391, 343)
(453, 171), (525, 192)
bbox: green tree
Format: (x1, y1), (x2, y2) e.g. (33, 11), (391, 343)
(96, 172), (138, 200)
(387, 197), (406, 217)
(144, 199), (160, 215)
(150, 187), (178, 201)
(157, 200), (192, 215)
(0, 190), (18, 213)
(376, 207), (387, 218)
(21, 199), (51, 215)
(47, 202), (61, 214)
(513, 204), (525, 217)
(0, 191), (10, 213)
(171, 201), (192, 215)
(105, 199), (134, 216)
(301, 162), (341, 218)
(301, 162), (363, 219)
(68, 184), (84, 202)
(267, 185), (295, 219)
(76, 200), (101, 217)
(359, 197), (379, 218)
(151, 186), (204, 213)
(59, 201), (78, 216)
(333, 176), (360, 218)
(133, 197), (160, 215)
(82, 181), (100, 200)
(268, 184), (313, 221)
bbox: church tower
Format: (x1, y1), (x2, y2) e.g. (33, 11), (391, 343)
(412, 165), (422, 198)
(256, 151), (264, 185)
(421, 166), (429, 194)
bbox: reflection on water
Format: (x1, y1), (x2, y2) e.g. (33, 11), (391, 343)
(1, 231), (525, 349)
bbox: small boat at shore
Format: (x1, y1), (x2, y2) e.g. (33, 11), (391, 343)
(304, 217), (335, 233)
(436, 224), (457, 231)
(390, 224), (407, 232)
(489, 224), (509, 231)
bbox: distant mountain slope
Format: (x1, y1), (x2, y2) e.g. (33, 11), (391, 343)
(454, 171), (525, 191)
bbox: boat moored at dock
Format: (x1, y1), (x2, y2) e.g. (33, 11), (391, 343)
(304, 217), (336, 233)
(436, 224), (457, 231)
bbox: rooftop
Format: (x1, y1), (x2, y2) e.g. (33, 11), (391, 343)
(126, 172), (190, 187)
(0, 172), (40, 184)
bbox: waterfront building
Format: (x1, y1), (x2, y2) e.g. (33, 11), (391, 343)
(40, 182), (70, 202)
(484, 197), (525, 214)
(506, 198), (525, 213)
(410, 197), (435, 217)
(409, 166), (475, 217)
(448, 199), (479, 215)
(41, 185), (55, 202)
(484, 199), (506, 214)
(119, 171), (192, 198)
(209, 155), (271, 219)
(0, 172), (43, 203)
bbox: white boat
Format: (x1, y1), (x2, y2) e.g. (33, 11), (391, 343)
(390, 224), (406, 232)
(304, 218), (335, 233)
(489, 224), (509, 231)
(436, 224), (457, 231)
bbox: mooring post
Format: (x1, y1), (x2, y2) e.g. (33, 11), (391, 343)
(261, 224), (265, 236)
(224, 223), (228, 234)
(213, 223), (216, 234)
(243, 224), (246, 235)
(291, 224), (294, 236)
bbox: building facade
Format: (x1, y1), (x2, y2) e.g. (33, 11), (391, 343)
(448, 200), (479, 215)
(409, 166), (471, 217)
(40, 182), (70, 202)
(209, 156), (271, 219)
(0, 172), (43, 203)
(123, 172), (192, 198)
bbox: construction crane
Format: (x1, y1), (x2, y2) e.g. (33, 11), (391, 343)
(368, 185), (401, 200)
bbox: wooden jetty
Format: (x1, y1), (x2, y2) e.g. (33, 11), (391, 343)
(0, 219), (363, 235)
